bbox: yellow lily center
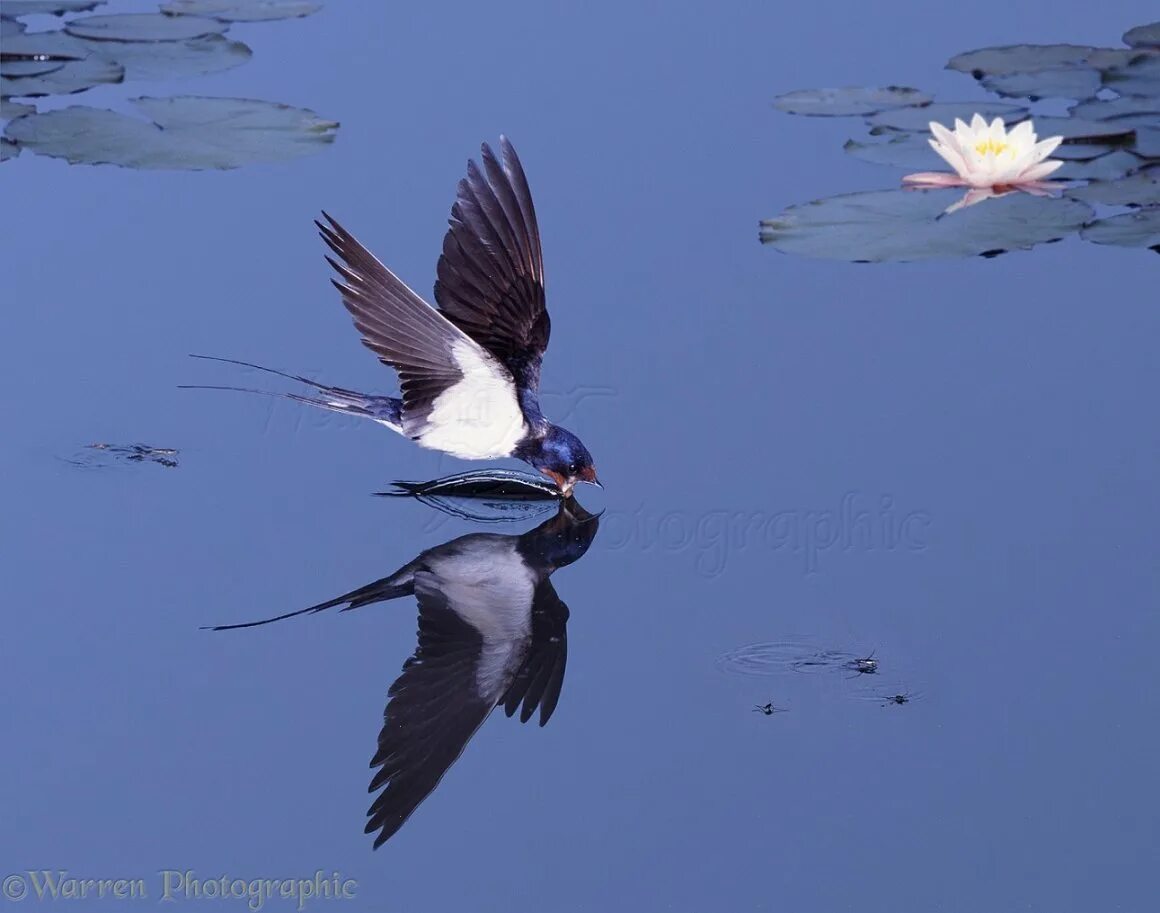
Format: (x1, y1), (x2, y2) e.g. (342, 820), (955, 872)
(974, 138), (1013, 157)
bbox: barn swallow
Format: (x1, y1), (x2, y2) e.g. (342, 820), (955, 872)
(206, 498), (599, 847)
(186, 137), (599, 495)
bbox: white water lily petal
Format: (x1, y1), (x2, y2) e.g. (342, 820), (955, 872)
(928, 136), (970, 175)
(907, 114), (1065, 191)
(1030, 135), (1063, 163)
(1019, 159), (1064, 181)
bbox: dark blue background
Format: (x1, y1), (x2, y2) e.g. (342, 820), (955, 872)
(2, 1), (1157, 910)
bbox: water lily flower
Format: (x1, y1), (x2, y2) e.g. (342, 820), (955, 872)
(902, 114), (1064, 212)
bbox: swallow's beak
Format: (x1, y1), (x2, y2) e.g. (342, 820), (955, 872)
(577, 466), (602, 489)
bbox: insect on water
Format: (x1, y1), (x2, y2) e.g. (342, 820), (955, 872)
(752, 702), (789, 715)
(844, 650), (878, 677)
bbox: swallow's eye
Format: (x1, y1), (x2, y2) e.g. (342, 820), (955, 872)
(569, 462), (578, 473)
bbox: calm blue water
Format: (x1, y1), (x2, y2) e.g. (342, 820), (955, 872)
(3, 1), (1158, 910)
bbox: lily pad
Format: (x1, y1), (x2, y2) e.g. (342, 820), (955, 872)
(1123, 21), (1160, 49)
(1080, 207), (1160, 249)
(1, 58), (68, 79)
(867, 101), (1028, 132)
(4, 95), (338, 169)
(1, 0), (103, 15)
(74, 33), (252, 81)
(1, 18), (28, 37)
(948, 44), (1143, 77)
(1070, 96), (1160, 121)
(980, 67), (1101, 100)
(1, 137), (20, 162)
(844, 134), (938, 170)
(773, 86), (931, 117)
(1, 100), (35, 119)
(1103, 54), (1160, 97)
(64, 12), (226, 42)
(760, 188), (1094, 263)
(160, 0), (322, 21)
(0, 34), (122, 97)
(1065, 167), (1160, 206)
(1057, 150), (1148, 182)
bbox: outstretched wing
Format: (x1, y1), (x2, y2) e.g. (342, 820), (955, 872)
(501, 579), (570, 726)
(318, 214), (527, 459)
(364, 565), (532, 847)
(434, 137), (550, 394)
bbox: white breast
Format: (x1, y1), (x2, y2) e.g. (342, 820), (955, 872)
(417, 340), (527, 459)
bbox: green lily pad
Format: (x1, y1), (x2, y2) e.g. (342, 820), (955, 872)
(1123, 21), (1160, 49)
(867, 101), (1028, 132)
(4, 95), (338, 169)
(159, 0), (322, 21)
(773, 86), (931, 117)
(980, 67), (1101, 100)
(1080, 207), (1160, 249)
(759, 188), (1093, 263)
(1, 0), (103, 15)
(1, 137), (20, 162)
(1029, 116), (1140, 141)
(1, 100), (35, 119)
(1066, 167), (1160, 206)
(64, 12), (226, 42)
(0, 32), (122, 97)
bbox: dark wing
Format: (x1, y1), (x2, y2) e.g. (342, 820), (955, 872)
(365, 570), (507, 848)
(317, 213), (517, 442)
(433, 137), (550, 392)
(501, 579), (570, 726)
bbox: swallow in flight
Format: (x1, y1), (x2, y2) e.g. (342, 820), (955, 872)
(188, 137), (599, 495)
(206, 498), (599, 846)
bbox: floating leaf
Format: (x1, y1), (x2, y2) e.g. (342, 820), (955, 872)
(773, 86), (930, 117)
(760, 188), (1094, 263)
(1080, 207), (1160, 249)
(1, 0), (104, 15)
(1, 137), (20, 162)
(980, 66), (1101, 100)
(160, 0), (322, 21)
(844, 134), (938, 170)
(867, 101), (1028, 132)
(65, 12), (226, 42)
(1, 18), (28, 37)
(1070, 95), (1160, 122)
(1066, 167), (1160, 206)
(1123, 21), (1160, 49)
(4, 95), (338, 169)
(1, 58), (67, 79)
(948, 44), (1143, 76)
(0, 32), (123, 97)
(1057, 150), (1148, 182)
(74, 33), (252, 81)
(1103, 54), (1160, 97)
(1, 100), (35, 119)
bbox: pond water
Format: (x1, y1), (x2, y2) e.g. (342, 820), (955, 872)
(2, 1), (1158, 911)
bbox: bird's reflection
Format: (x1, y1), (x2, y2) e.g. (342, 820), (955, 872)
(209, 497), (599, 847)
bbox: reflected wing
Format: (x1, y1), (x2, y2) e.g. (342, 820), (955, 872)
(318, 214), (526, 458)
(501, 580), (570, 725)
(434, 137), (550, 393)
(365, 569), (524, 847)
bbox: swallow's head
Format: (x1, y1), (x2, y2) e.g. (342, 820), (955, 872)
(528, 424), (600, 496)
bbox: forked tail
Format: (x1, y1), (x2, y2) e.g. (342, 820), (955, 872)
(180, 354), (403, 430)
